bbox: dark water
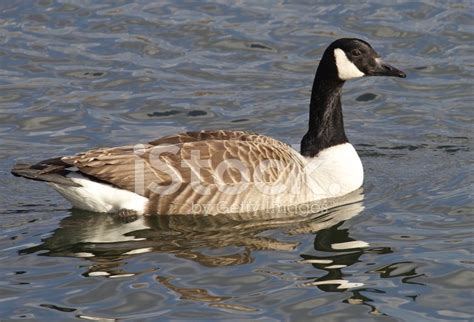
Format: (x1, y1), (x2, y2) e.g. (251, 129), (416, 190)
(0, 1), (472, 321)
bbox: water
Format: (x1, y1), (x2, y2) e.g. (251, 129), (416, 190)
(0, 1), (472, 321)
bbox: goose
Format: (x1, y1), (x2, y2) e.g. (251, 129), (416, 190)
(12, 38), (405, 218)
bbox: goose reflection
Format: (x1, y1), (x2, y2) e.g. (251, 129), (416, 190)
(298, 222), (392, 292)
(21, 190), (367, 280)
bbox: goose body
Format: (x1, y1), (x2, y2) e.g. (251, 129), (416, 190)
(12, 38), (405, 216)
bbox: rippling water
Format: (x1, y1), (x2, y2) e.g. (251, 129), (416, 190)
(0, 1), (472, 321)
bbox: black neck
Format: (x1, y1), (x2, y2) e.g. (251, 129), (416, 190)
(300, 74), (348, 157)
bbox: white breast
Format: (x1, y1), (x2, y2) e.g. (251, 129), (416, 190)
(304, 143), (364, 199)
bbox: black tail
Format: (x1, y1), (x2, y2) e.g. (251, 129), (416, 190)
(11, 158), (81, 187)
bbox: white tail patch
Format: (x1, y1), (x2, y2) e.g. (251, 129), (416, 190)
(49, 173), (148, 214)
(334, 48), (365, 80)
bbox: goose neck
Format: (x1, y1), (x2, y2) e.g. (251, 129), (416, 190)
(301, 77), (348, 157)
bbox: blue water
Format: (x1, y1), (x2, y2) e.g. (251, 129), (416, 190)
(0, 1), (472, 321)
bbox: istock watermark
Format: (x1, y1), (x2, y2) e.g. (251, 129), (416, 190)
(189, 200), (338, 215)
(132, 143), (341, 198)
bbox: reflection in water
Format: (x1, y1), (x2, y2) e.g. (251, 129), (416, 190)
(16, 192), (387, 313)
(18, 191), (429, 315)
(298, 221), (393, 316)
(300, 224), (372, 291)
(18, 190), (428, 315)
(21, 191), (366, 275)
(298, 220), (428, 316)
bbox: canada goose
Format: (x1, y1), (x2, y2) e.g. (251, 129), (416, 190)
(12, 38), (405, 217)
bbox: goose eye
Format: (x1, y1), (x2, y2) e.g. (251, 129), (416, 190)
(351, 49), (361, 56)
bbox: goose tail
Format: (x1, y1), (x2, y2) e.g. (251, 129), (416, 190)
(11, 160), (81, 187)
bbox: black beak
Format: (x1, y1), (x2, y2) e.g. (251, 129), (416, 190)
(370, 59), (406, 78)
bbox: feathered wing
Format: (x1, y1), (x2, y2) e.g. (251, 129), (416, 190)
(148, 130), (290, 148)
(58, 130), (308, 214)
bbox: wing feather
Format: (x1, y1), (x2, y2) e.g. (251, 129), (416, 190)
(59, 130), (305, 214)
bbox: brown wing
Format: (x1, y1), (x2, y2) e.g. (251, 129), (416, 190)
(60, 130), (305, 214)
(149, 130), (290, 148)
(62, 132), (301, 192)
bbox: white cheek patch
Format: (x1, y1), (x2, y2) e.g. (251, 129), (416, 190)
(334, 48), (365, 80)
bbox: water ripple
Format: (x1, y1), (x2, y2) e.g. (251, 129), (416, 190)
(0, 1), (472, 320)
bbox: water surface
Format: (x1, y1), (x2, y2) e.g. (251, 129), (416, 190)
(0, 1), (472, 321)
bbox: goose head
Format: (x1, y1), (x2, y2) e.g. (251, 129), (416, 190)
(318, 38), (406, 81)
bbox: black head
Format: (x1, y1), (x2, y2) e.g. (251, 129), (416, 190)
(318, 38), (406, 81)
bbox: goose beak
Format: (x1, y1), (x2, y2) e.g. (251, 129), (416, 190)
(370, 58), (406, 78)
